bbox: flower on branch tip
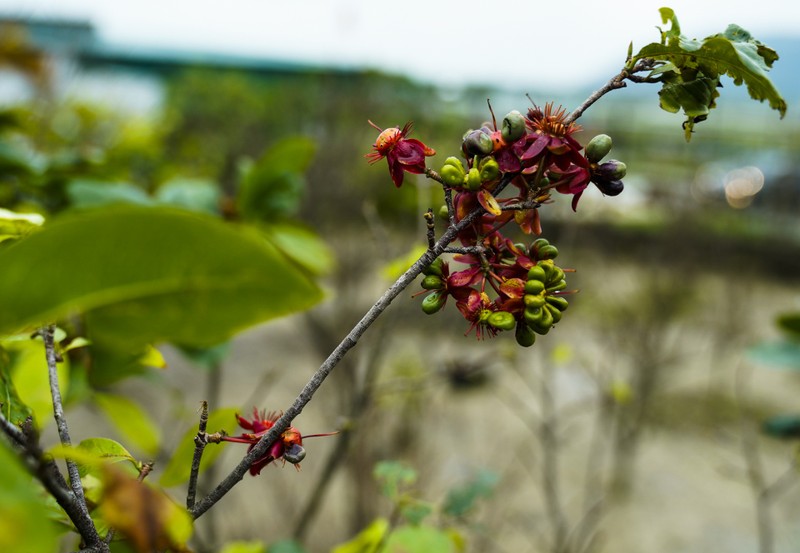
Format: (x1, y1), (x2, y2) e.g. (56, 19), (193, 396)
(221, 407), (338, 475)
(365, 120), (436, 187)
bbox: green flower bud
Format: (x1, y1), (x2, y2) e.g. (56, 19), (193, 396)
(585, 134), (612, 163)
(487, 311), (516, 331)
(524, 294), (546, 308)
(539, 305), (554, 327)
(478, 157), (500, 182)
(531, 238), (550, 251)
(524, 279), (545, 295)
(424, 257), (445, 277)
(527, 265), (547, 282)
(421, 275), (444, 290)
(530, 307), (554, 335)
(515, 322), (536, 347)
(546, 279), (567, 293)
(465, 167), (482, 191)
(440, 157), (467, 187)
(463, 129), (494, 156)
(547, 266), (565, 285)
(545, 303), (563, 324)
(501, 110), (526, 143)
(438, 205), (450, 220)
(421, 291), (447, 314)
(537, 244), (559, 260)
(524, 306), (544, 325)
(545, 295), (569, 312)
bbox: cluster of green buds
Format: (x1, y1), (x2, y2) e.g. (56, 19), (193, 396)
(586, 134), (627, 196)
(440, 156), (500, 191)
(520, 239), (569, 345)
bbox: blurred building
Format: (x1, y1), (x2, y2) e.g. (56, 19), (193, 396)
(0, 15), (334, 113)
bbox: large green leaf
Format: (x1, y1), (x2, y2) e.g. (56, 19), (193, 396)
(631, 8), (786, 139)
(0, 205), (323, 347)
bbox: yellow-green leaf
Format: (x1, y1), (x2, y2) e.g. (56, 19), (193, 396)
(94, 393), (162, 456)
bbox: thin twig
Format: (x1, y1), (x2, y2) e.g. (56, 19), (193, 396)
(565, 72), (627, 125)
(189, 174), (516, 520)
(42, 326), (84, 498)
(41, 325), (104, 548)
(424, 209), (435, 249)
(186, 400), (210, 509)
(565, 59), (656, 125)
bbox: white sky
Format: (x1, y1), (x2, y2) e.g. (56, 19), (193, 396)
(1, 0), (798, 89)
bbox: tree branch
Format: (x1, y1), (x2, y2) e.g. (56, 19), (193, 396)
(39, 325), (104, 547)
(0, 411), (106, 551)
(565, 59), (657, 125)
(190, 174), (515, 519)
(42, 327), (88, 503)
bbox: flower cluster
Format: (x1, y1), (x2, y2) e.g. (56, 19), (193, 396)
(221, 408), (337, 475)
(367, 102), (626, 346)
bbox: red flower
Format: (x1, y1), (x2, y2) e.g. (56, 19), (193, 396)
(366, 121), (436, 187)
(221, 408), (337, 475)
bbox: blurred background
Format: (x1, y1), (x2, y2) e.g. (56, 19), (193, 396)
(2, 1), (800, 552)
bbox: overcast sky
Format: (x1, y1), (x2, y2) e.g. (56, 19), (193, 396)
(1, 0), (798, 89)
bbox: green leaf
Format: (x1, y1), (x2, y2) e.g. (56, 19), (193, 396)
(155, 178), (221, 214)
(0, 441), (61, 553)
(93, 392), (162, 456)
(159, 407), (240, 487)
(443, 469), (499, 517)
(0, 348), (34, 427)
(384, 525), (455, 553)
(237, 136), (316, 221)
(75, 437), (140, 474)
(632, 10), (787, 139)
(263, 222), (335, 276)
(67, 179), (153, 208)
(0, 205), (324, 348)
